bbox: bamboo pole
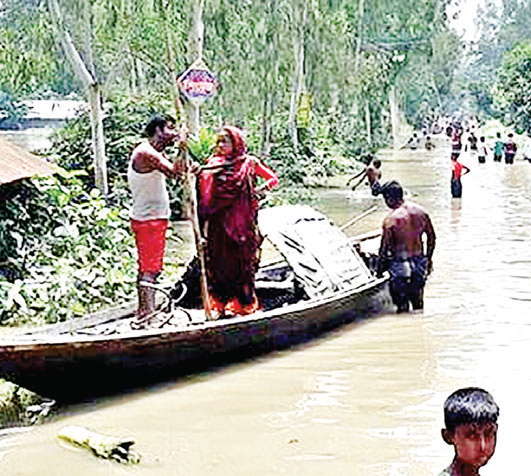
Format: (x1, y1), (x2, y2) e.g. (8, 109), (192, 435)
(165, 19), (212, 320)
(339, 206), (378, 232)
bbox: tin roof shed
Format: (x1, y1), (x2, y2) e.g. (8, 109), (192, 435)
(0, 137), (57, 186)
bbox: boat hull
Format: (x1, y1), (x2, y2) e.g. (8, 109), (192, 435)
(0, 277), (389, 402)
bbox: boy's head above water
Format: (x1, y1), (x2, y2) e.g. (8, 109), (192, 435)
(441, 387), (499, 474)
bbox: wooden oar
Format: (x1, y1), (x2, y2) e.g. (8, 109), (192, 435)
(339, 205), (378, 232)
(349, 229), (381, 243)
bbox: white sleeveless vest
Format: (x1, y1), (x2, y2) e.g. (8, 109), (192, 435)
(127, 159), (170, 221)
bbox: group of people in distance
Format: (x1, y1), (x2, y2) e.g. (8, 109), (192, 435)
(449, 126), (525, 199)
(403, 131), (436, 150)
(128, 114), (278, 325)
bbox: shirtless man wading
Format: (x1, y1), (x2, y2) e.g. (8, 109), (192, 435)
(378, 181), (436, 313)
(347, 157), (383, 195)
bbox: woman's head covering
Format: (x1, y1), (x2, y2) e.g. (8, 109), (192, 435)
(200, 125), (259, 243)
(221, 126), (247, 159)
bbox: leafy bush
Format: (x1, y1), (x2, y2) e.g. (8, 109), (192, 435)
(187, 126), (217, 163)
(0, 172), (139, 325)
(496, 40), (531, 135)
(267, 116), (357, 189)
(0, 91), (27, 130)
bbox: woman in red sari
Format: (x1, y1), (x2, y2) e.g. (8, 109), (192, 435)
(199, 126), (279, 317)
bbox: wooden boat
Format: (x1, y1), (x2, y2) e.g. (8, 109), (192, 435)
(0, 206), (389, 402)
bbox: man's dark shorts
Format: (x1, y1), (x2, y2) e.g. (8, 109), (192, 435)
(451, 178), (462, 198)
(388, 256), (428, 312)
(370, 180), (382, 196)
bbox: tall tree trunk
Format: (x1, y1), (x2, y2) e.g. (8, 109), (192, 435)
(288, 2), (306, 147)
(389, 85), (400, 149)
(352, 0), (365, 118)
(185, 0), (204, 137)
(262, 95), (272, 155)
(365, 101), (371, 145)
(354, 0), (365, 73)
(88, 84), (107, 194)
(48, 0), (108, 195)
(431, 74), (442, 110)
(261, 0), (278, 156)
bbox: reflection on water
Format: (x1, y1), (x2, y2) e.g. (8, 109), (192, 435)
(0, 128), (54, 152)
(2, 139), (531, 475)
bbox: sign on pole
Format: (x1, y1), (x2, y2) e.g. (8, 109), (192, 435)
(177, 58), (219, 106)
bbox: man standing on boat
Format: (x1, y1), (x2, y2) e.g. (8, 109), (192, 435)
(128, 113), (189, 326)
(377, 181), (436, 313)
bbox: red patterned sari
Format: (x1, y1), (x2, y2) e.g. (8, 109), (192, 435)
(199, 127), (277, 312)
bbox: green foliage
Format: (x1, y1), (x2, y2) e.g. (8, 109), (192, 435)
(496, 40), (531, 135)
(187, 127), (217, 163)
(5, 0), (464, 155)
(0, 0), (79, 96)
(268, 135), (307, 185)
(0, 92), (27, 130)
(268, 112), (355, 189)
(0, 173), (137, 325)
(459, 0), (531, 120)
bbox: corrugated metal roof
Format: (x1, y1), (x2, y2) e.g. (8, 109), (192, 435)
(0, 137), (57, 185)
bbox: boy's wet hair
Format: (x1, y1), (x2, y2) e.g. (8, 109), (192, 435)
(372, 159), (382, 168)
(145, 113), (176, 137)
(444, 387), (499, 433)
(380, 180), (403, 200)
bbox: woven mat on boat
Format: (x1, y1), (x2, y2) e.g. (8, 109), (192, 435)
(258, 205), (373, 298)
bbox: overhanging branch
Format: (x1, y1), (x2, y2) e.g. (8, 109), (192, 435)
(48, 0), (96, 89)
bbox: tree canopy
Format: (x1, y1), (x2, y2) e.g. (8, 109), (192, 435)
(496, 40), (531, 134)
(1, 0), (463, 146)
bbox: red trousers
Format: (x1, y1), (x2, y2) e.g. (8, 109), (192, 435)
(130, 219), (168, 274)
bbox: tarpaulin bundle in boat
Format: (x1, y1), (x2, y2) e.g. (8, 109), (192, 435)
(258, 205), (373, 298)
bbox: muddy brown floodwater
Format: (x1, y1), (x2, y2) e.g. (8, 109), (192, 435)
(2, 139), (530, 475)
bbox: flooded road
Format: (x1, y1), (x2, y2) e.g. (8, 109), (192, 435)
(2, 140), (531, 475)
